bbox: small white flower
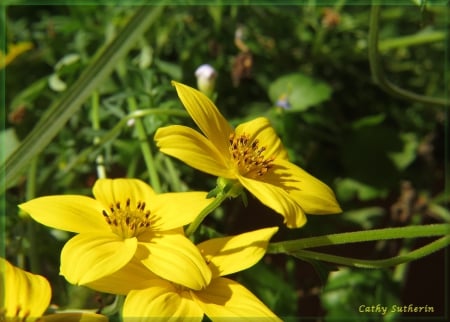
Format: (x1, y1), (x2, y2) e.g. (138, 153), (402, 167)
(195, 64), (217, 97)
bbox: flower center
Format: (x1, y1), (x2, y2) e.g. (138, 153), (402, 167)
(229, 132), (274, 177)
(102, 198), (151, 238)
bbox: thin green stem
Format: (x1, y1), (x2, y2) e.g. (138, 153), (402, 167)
(378, 31), (445, 52)
(267, 223), (450, 253)
(100, 294), (125, 317)
(185, 192), (229, 237)
(91, 91), (106, 179)
(127, 96), (161, 192)
(289, 235), (450, 269)
(163, 156), (183, 192)
(368, 4), (448, 107)
(25, 158), (39, 273)
(392, 213), (422, 284)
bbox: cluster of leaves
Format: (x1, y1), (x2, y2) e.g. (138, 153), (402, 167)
(2, 3), (448, 320)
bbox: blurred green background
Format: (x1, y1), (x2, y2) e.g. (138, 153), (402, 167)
(2, 2), (449, 321)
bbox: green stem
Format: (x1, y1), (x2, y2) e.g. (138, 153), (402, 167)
(127, 96), (161, 192)
(368, 4), (448, 107)
(185, 192), (229, 237)
(25, 158), (39, 273)
(378, 31), (445, 52)
(392, 213), (422, 284)
(163, 156), (183, 192)
(267, 223), (450, 253)
(91, 91), (106, 179)
(289, 235), (450, 269)
(101, 294), (125, 317)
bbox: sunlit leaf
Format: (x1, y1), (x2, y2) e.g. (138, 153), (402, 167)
(268, 73), (332, 112)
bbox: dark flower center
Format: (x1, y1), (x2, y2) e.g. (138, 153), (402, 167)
(229, 133), (274, 177)
(102, 198), (151, 238)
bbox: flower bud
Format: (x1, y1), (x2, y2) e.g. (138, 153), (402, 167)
(195, 64), (217, 97)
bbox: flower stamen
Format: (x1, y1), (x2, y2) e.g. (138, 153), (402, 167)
(229, 133), (274, 177)
(102, 198), (152, 238)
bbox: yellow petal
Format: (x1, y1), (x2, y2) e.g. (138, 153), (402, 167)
(60, 233), (137, 285)
(239, 173), (307, 228)
(140, 232), (211, 290)
(19, 196), (109, 233)
(172, 81), (233, 157)
(150, 192), (214, 231)
(0, 42), (33, 69)
(84, 256), (159, 295)
(155, 125), (233, 178)
(123, 280), (203, 322)
(279, 159), (342, 215)
(197, 227), (278, 278)
(239, 159), (341, 228)
(192, 277), (281, 321)
(235, 117), (289, 160)
(93, 178), (155, 211)
(1, 257), (51, 320)
(41, 313), (108, 322)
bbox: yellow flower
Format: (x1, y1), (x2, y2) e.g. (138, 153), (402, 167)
(1, 257), (107, 322)
(0, 42), (33, 69)
(154, 81), (342, 228)
(121, 227), (281, 321)
(19, 178), (213, 291)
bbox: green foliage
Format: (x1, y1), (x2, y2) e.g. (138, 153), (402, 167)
(322, 268), (401, 322)
(2, 3), (448, 320)
(268, 73), (332, 111)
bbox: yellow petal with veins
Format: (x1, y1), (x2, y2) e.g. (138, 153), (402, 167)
(19, 195), (109, 233)
(192, 277), (281, 321)
(239, 173), (307, 228)
(155, 125), (233, 178)
(150, 191), (214, 231)
(93, 178), (155, 211)
(1, 257), (51, 320)
(197, 227), (278, 278)
(140, 232), (211, 291)
(172, 81), (233, 157)
(60, 233), (137, 285)
(84, 256), (159, 295)
(123, 280), (203, 322)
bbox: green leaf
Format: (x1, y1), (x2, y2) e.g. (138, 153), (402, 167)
(335, 178), (388, 202)
(0, 128), (20, 163)
(154, 58), (182, 80)
(341, 207), (385, 229)
(351, 113), (386, 130)
(268, 73), (332, 112)
(388, 132), (418, 170)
